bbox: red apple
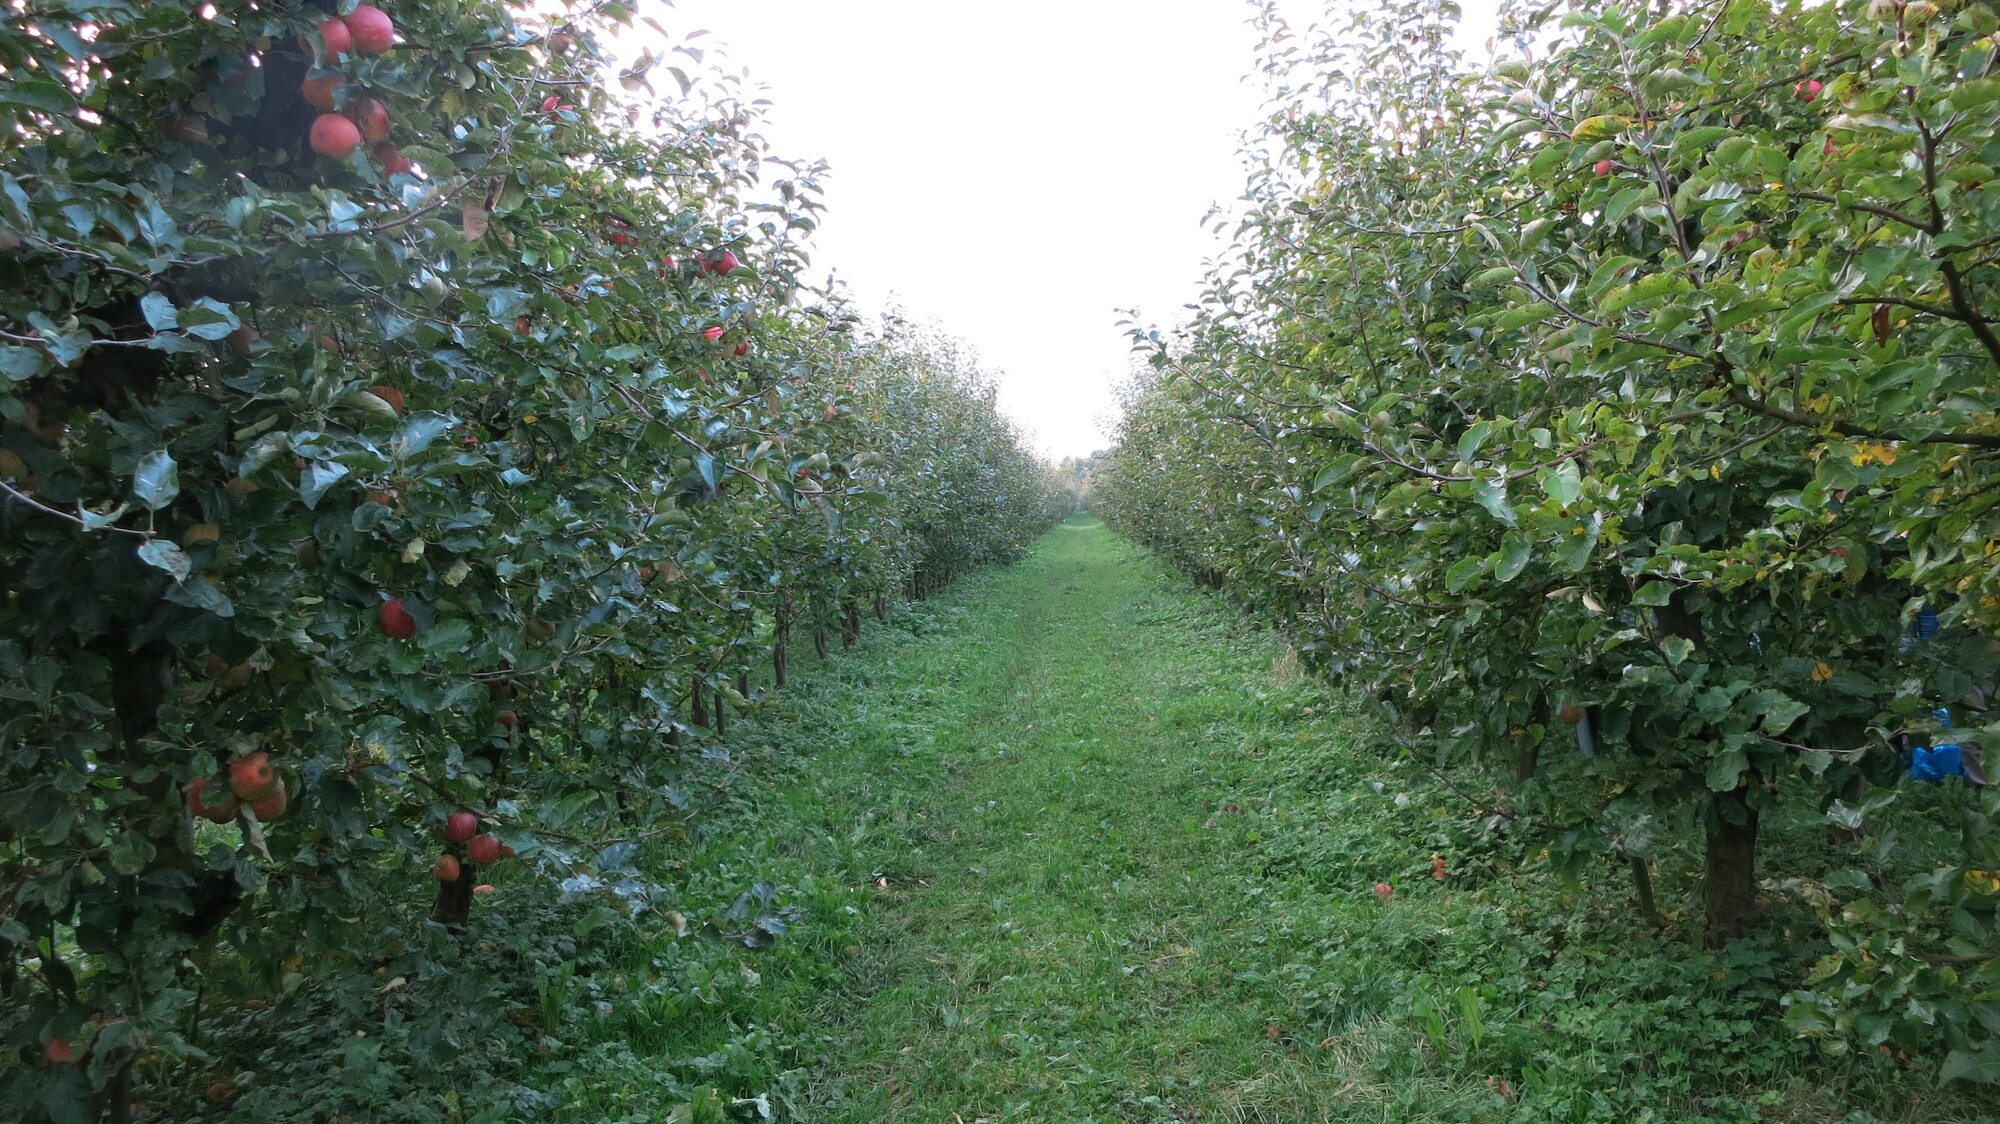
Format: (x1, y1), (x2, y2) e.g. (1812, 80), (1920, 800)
(1373, 882), (1393, 901)
(1593, 159), (1613, 176)
(495, 709), (519, 728)
(305, 16), (353, 59)
(369, 385), (404, 412)
(376, 143), (414, 176)
(345, 99), (391, 144)
(250, 780), (288, 822)
(432, 854), (461, 882)
(186, 778), (242, 824)
(445, 811), (479, 842)
(662, 254), (677, 271)
(226, 325), (260, 357)
(310, 113), (362, 160)
(703, 326), (725, 341)
(473, 883), (497, 894)
(345, 4), (395, 54)
(301, 73), (345, 111)
(733, 342), (748, 357)
(45, 1037), (73, 1065)
(379, 598), (419, 639)
(701, 250), (739, 276)
(229, 752), (279, 802)
(365, 491), (393, 507)
(547, 31), (574, 55)
(467, 834), (502, 864)
(1795, 78), (1822, 103)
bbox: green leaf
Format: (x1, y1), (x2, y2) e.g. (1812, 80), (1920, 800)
(1940, 1042), (2000, 1086)
(1706, 746), (1749, 792)
(131, 450), (178, 510)
(136, 540), (190, 581)
(1494, 531), (1532, 582)
(1663, 635), (1695, 666)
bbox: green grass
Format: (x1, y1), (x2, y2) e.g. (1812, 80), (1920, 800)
(523, 516), (1995, 1124)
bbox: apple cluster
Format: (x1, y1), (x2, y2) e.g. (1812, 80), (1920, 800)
(300, 5), (411, 174)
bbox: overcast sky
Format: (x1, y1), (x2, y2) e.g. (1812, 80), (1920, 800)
(656, 0), (1500, 459)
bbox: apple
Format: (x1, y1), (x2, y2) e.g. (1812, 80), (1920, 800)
(225, 475), (261, 495)
(250, 780), (288, 821)
(376, 143), (414, 176)
(733, 342), (748, 357)
(345, 99), (391, 144)
(526, 617), (556, 642)
(701, 250), (739, 276)
(473, 883), (497, 894)
(345, 4), (396, 54)
(1558, 700), (1585, 725)
(495, 709), (519, 728)
(432, 854), (461, 882)
(310, 113), (362, 160)
(229, 751), (279, 802)
(301, 73), (345, 111)
(304, 16), (353, 59)
(1592, 159), (1613, 176)
(369, 385), (404, 412)
(445, 811), (479, 842)
(379, 598), (419, 639)
(547, 31), (574, 55)
(1373, 882), (1393, 901)
(1795, 78), (1822, 103)
(703, 326), (725, 341)
(226, 325), (260, 356)
(661, 254), (677, 271)
(365, 491), (393, 507)
(45, 1037), (73, 1064)
(186, 778), (242, 824)
(1431, 856), (1447, 880)
(467, 834), (502, 864)
(608, 230), (634, 246)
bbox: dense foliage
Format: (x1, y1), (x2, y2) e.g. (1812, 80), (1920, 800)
(1098, 0), (2000, 1086)
(0, 1), (1063, 1119)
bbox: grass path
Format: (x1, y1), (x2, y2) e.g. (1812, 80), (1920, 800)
(568, 516), (1988, 1124)
(770, 517), (1368, 1122)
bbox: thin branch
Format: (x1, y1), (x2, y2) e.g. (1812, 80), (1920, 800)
(0, 480), (157, 538)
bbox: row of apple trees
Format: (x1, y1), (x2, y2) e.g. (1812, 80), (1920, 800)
(0, 0), (1066, 1119)
(1096, 0), (2000, 1084)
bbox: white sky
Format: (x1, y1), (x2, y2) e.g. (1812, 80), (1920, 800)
(654, 0), (1501, 459)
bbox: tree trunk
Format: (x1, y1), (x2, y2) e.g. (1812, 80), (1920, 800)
(690, 675), (708, 729)
(1703, 782), (1761, 946)
(814, 627), (829, 660)
(1630, 856), (1665, 929)
(431, 863), (475, 928)
(774, 597), (792, 687)
(842, 600), (860, 648)
(736, 671), (750, 703)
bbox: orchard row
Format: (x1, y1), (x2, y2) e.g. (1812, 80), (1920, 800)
(0, 1), (1066, 1119)
(1097, 0), (2000, 1086)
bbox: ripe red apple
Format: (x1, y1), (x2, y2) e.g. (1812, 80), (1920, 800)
(304, 16), (353, 59)
(703, 326), (725, 341)
(1795, 78), (1822, 103)
(432, 854), (461, 882)
(495, 709), (519, 728)
(369, 385), (404, 412)
(733, 342), (748, 357)
(250, 780), (288, 821)
(1373, 882), (1393, 901)
(473, 883), (497, 894)
(467, 834), (502, 864)
(229, 751), (279, 802)
(310, 113), (362, 160)
(301, 73), (345, 111)
(608, 230), (634, 246)
(225, 325), (260, 357)
(379, 598), (419, 639)
(345, 99), (391, 144)
(45, 1037), (73, 1065)
(365, 491), (393, 507)
(186, 778), (242, 824)
(661, 254), (677, 271)
(1558, 700), (1585, 725)
(701, 250), (740, 276)
(345, 4), (396, 54)
(1431, 856), (1448, 880)
(375, 143), (414, 176)
(1593, 159), (1613, 176)
(445, 811), (479, 842)
(498, 842), (517, 857)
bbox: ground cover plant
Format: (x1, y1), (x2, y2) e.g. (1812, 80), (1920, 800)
(1096, 0), (2000, 1092)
